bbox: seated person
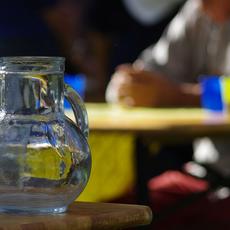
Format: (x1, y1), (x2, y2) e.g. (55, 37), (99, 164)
(106, 0), (230, 225)
(106, 0), (230, 177)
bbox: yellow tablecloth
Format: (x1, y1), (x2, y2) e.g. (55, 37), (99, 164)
(77, 132), (135, 202)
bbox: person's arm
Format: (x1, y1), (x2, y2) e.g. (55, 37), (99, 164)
(106, 65), (201, 107)
(106, 0), (202, 107)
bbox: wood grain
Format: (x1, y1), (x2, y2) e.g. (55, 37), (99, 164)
(0, 202), (152, 230)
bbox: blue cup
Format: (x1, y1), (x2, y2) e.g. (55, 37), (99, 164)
(64, 74), (86, 109)
(199, 75), (224, 112)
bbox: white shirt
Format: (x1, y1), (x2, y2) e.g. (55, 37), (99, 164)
(137, 0), (230, 175)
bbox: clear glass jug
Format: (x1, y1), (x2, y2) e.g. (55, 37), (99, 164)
(0, 57), (91, 213)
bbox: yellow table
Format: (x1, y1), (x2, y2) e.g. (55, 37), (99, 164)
(66, 103), (230, 202)
(84, 103), (230, 136)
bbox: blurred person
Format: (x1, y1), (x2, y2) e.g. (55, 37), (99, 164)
(0, 0), (106, 101)
(0, 0), (81, 72)
(106, 4), (230, 229)
(106, 0), (230, 107)
(106, 1), (230, 228)
(106, 0), (230, 176)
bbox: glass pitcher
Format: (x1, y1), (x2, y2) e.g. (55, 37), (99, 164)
(0, 57), (91, 213)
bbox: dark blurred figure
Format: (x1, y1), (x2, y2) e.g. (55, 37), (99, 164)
(0, 0), (109, 101)
(0, 0), (60, 56)
(0, 0), (84, 73)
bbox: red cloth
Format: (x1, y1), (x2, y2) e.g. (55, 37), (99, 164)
(148, 171), (230, 230)
(148, 170), (208, 211)
(110, 170), (230, 229)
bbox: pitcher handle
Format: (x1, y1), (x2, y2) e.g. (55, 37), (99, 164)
(64, 84), (89, 138)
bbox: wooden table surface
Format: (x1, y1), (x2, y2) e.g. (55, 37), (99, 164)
(0, 202), (152, 230)
(70, 103), (230, 137)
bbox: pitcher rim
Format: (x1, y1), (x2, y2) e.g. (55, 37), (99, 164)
(0, 56), (65, 62)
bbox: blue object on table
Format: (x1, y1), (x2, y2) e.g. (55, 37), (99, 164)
(200, 75), (224, 112)
(64, 74), (86, 109)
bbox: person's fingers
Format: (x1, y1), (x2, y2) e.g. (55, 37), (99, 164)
(117, 85), (136, 106)
(105, 80), (120, 103)
(115, 63), (133, 72)
(113, 65), (153, 85)
(111, 72), (133, 85)
(117, 84), (131, 97)
(106, 75), (133, 102)
(116, 68), (155, 83)
(117, 83), (142, 104)
(116, 64), (142, 78)
(133, 60), (145, 70)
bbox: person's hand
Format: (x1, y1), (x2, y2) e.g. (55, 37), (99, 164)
(106, 64), (201, 107)
(106, 64), (180, 107)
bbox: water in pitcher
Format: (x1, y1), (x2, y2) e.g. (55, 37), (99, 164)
(0, 143), (88, 213)
(0, 116), (90, 213)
